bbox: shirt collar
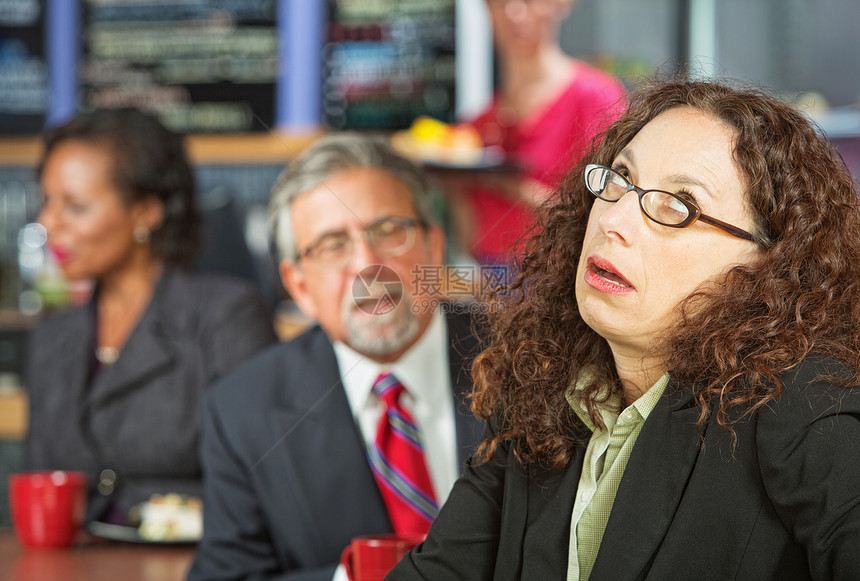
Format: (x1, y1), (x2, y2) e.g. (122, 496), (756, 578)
(333, 311), (449, 414)
(565, 369), (670, 433)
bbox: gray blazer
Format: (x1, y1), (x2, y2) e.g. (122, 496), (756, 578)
(24, 268), (278, 523)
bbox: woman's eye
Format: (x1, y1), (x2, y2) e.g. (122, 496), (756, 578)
(667, 197), (688, 214)
(673, 189), (697, 205)
(610, 165), (627, 177)
(610, 173), (627, 188)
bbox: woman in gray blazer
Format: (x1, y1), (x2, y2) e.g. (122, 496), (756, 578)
(24, 108), (277, 527)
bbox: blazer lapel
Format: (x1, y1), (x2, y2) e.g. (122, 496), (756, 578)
(515, 448), (588, 580)
(445, 312), (485, 465)
(261, 314), (484, 549)
(50, 305), (93, 411)
(590, 382), (705, 581)
(86, 273), (176, 407)
(264, 339), (391, 548)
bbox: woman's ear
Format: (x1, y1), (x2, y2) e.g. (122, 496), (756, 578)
(133, 195), (165, 232)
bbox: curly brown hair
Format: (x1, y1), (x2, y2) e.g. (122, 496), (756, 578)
(471, 78), (860, 470)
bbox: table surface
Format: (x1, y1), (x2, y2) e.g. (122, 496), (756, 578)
(0, 529), (195, 581)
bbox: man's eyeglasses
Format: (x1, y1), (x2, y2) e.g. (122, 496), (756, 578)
(584, 164), (756, 242)
(297, 216), (427, 267)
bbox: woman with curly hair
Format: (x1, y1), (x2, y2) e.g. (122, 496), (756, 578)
(389, 79), (860, 580)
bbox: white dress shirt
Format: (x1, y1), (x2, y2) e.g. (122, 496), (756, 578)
(331, 312), (458, 581)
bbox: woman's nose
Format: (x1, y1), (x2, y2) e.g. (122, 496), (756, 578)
(597, 191), (642, 241)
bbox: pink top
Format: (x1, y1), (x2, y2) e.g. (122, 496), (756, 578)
(466, 62), (626, 263)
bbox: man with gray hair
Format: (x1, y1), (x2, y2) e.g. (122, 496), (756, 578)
(188, 133), (483, 581)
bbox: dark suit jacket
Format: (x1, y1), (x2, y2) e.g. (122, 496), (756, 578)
(24, 269), (277, 523)
(389, 356), (860, 581)
(187, 312), (485, 581)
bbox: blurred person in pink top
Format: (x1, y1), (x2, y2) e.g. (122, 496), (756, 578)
(451, 0), (625, 264)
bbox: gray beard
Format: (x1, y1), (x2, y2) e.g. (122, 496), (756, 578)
(342, 293), (421, 357)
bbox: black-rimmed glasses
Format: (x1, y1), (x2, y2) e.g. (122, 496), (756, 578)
(584, 164), (756, 242)
(297, 216), (426, 267)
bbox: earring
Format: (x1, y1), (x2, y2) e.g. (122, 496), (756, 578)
(133, 225), (151, 244)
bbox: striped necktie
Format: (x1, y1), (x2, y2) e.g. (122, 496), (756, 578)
(367, 372), (438, 534)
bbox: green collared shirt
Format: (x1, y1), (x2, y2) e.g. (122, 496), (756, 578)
(564, 372), (669, 581)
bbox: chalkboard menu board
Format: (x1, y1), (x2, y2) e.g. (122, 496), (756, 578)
(0, 0), (48, 134)
(323, 0), (456, 130)
(81, 0), (278, 134)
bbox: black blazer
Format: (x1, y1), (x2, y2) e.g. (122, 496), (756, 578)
(389, 356), (860, 581)
(24, 269), (277, 523)
(188, 312), (485, 581)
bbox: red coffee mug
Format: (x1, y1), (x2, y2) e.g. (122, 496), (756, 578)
(9, 471), (88, 548)
(340, 533), (426, 581)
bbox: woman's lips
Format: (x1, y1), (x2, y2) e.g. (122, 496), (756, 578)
(584, 255), (635, 295)
(49, 245), (71, 264)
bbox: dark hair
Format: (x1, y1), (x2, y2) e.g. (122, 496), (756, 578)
(472, 78), (860, 469)
(38, 108), (202, 266)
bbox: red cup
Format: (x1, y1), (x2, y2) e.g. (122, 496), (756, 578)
(340, 533), (425, 581)
(9, 471), (88, 548)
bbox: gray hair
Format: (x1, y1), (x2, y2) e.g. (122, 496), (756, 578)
(268, 132), (436, 262)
